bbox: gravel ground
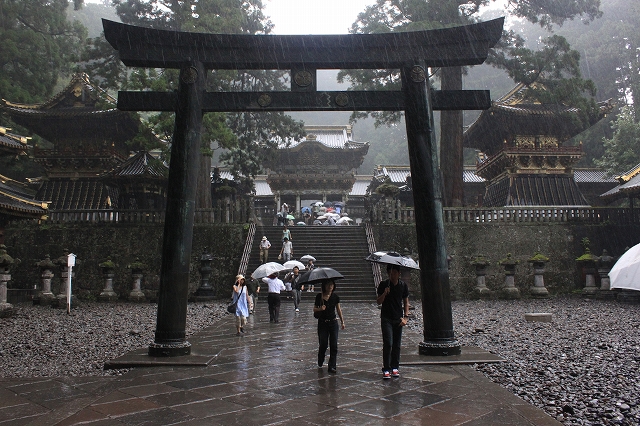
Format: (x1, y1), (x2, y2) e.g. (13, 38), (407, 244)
(0, 302), (228, 378)
(409, 296), (640, 426)
(1, 296), (638, 425)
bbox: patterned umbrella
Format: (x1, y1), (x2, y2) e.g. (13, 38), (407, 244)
(365, 251), (419, 269)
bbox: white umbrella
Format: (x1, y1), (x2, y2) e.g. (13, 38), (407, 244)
(365, 251), (420, 270)
(326, 213), (340, 219)
(313, 201), (324, 207)
(300, 254), (316, 262)
(283, 260), (305, 270)
(609, 244), (640, 290)
(316, 215), (328, 220)
(252, 262), (287, 279)
(336, 216), (353, 224)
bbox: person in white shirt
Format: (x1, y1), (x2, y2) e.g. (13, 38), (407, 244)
(279, 237), (293, 261)
(259, 236), (271, 264)
(262, 273), (285, 323)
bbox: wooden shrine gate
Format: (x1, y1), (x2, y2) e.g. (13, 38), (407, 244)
(103, 17), (504, 357)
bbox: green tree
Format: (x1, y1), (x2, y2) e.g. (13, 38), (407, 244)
(340, 0), (601, 206)
(0, 0), (87, 105)
(595, 106), (640, 175)
(84, 0), (304, 208)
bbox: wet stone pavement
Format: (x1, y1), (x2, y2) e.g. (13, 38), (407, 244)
(0, 302), (560, 425)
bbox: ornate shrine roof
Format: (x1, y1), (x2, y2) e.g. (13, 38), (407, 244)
(1, 73), (140, 147)
(106, 151), (168, 181)
(0, 174), (48, 220)
(483, 174), (589, 207)
(600, 163), (640, 200)
(463, 83), (614, 154)
(264, 125), (369, 174)
(0, 127), (30, 156)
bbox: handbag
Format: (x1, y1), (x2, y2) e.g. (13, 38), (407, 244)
(227, 287), (241, 314)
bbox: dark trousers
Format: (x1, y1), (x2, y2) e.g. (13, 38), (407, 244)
(318, 319), (339, 369)
(292, 289), (301, 309)
(381, 317), (403, 371)
(267, 293), (281, 322)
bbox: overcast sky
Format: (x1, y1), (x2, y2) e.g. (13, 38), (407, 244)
(263, 0), (376, 34)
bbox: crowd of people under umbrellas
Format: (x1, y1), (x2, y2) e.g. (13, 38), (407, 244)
(276, 201), (354, 226)
(231, 240), (418, 379)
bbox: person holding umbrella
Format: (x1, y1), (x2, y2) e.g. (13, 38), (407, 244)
(376, 263), (409, 379)
(285, 266), (304, 312)
(262, 272), (286, 323)
(301, 267), (345, 374)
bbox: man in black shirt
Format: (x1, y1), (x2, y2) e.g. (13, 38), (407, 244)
(376, 264), (409, 379)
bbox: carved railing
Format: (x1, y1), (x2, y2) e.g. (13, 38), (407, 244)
(47, 199), (253, 224)
(369, 204), (640, 224)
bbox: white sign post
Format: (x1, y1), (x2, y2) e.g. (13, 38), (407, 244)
(67, 253), (76, 314)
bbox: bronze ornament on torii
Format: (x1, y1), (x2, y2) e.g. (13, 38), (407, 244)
(102, 17), (504, 357)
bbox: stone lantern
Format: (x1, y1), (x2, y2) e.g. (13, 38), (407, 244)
(127, 258), (146, 302)
(576, 238), (599, 297)
(35, 254), (56, 306)
(498, 253), (521, 299)
(0, 245), (16, 316)
(528, 252), (550, 298)
(99, 256), (118, 302)
(596, 249), (615, 300)
(192, 248), (215, 301)
(471, 255), (491, 298)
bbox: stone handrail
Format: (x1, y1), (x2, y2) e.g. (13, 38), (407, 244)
(365, 222), (382, 287)
(237, 222), (256, 278)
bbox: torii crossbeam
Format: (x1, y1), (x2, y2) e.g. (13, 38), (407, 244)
(103, 17), (504, 357)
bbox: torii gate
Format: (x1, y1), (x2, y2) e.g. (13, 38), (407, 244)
(103, 17), (503, 357)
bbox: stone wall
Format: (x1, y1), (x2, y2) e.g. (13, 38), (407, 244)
(5, 221), (640, 301)
(373, 222), (640, 298)
(4, 223), (246, 301)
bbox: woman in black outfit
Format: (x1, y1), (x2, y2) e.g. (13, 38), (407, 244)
(313, 280), (345, 373)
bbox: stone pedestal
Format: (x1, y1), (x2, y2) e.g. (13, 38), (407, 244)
(596, 249), (615, 300)
(617, 290), (640, 304)
(582, 264), (598, 297)
(37, 269), (56, 306)
(0, 273), (13, 316)
(129, 273), (146, 302)
(529, 261), (549, 298)
(471, 259), (491, 298)
(99, 271), (118, 302)
(499, 255), (520, 299)
(34, 254), (56, 305)
(192, 251), (215, 301)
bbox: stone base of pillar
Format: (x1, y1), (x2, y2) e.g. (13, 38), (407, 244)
(190, 287), (216, 302)
(99, 291), (119, 302)
(419, 340), (461, 356)
(472, 287), (492, 299)
(148, 341), (191, 357)
(617, 290), (640, 304)
(582, 287), (597, 297)
(34, 291), (56, 306)
(529, 286), (549, 298)
(0, 302), (15, 318)
(129, 290), (146, 302)
(55, 295), (76, 309)
(596, 289), (616, 300)
(500, 287), (521, 299)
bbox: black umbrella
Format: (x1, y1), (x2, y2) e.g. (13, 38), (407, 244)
(298, 267), (344, 284)
(365, 251), (420, 269)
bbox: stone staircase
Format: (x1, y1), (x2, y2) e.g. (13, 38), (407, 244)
(247, 225), (376, 302)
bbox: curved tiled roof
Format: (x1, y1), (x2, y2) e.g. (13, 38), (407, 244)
(0, 127), (29, 154)
(0, 175), (48, 217)
(109, 151), (168, 179)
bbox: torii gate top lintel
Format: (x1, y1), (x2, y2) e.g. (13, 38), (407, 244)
(102, 18), (504, 70)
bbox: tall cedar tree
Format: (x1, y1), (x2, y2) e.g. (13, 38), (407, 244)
(0, 0), (86, 105)
(82, 0), (304, 209)
(339, 0), (601, 206)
